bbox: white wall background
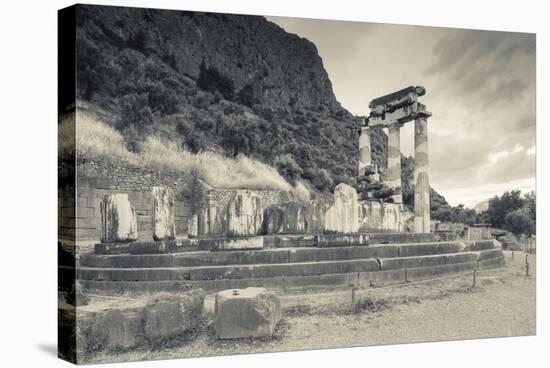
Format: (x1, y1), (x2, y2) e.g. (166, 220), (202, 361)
(0, 0), (547, 367)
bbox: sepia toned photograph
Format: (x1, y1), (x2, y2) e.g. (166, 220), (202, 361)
(58, 3), (536, 365)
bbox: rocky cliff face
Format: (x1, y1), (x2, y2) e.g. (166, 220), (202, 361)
(76, 5), (340, 112)
(74, 4), (445, 211)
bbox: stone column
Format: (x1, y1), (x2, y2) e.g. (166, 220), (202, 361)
(414, 112), (431, 233)
(358, 123), (371, 176)
(386, 122), (403, 204)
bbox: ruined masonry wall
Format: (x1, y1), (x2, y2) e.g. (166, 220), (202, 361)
(59, 158), (193, 242)
(59, 158), (288, 242)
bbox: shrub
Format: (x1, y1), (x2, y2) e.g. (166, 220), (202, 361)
(275, 154), (303, 184)
(303, 167), (333, 192)
(237, 84), (257, 107)
(116, 93), (154, 134)
(197, 61), (235, 101)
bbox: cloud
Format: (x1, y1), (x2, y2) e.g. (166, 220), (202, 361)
(427, 30), (535, 111)
(267, 17), (536, 205)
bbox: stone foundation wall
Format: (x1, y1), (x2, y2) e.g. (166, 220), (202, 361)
(195, 183), (292, 238)
(59, 159), (193, 242)
(60, 159), (414, 243)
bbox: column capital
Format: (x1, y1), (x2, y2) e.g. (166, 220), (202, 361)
(413, 102), (432, 119)
(387, 122), (405, 130)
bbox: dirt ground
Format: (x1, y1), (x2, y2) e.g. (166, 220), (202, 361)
(86, 250), (536, 364)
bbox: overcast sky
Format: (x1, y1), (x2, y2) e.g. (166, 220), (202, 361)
(267, 17), (536, 207)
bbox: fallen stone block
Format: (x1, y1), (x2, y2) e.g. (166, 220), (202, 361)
(75, 289), (205, 355)
(143, 289), (205, 341)
(78, 308), (143, 352)
(215, 287), (281, 339)
(100, 193), (138, 243)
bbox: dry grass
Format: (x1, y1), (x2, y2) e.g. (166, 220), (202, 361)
(59, 111), (302, 193)
(59, 111), (139, 164)
(140, 136), (293, 191)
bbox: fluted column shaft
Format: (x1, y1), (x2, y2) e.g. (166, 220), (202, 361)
(387, 123), (403, 204)
(414, 116), (430, 233)
(358, 125), (372, 176)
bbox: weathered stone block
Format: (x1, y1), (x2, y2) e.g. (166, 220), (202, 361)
(99, 193), (138, 243)
(227, 190), (263, 237)
(197, 205), (226, 237)
(143, 289), (205, 341)
(188, 214), (198, 238)
(324, 183), (359, 233)
(215, 287), (281, 339)
(305, 199), (332, 233)
(198, 236), (264, 251)
(273, 234), (317, 247)
(358, 200), (404, 232)
(262, 201), (307, 234)
(317, 233), (369, 247)
(78, 308), (143, 352)
(152, 186), (176, 241)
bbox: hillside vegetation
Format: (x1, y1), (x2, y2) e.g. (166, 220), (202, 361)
(68, 4), (449, 213)
(59, 111), (312, 197)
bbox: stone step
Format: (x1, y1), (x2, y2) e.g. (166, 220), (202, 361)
(80, 241), (469, 269)
(77, 258), (380, 282)
(79, 255), (502, 294)
(77, 248), (502, 283)
(93, 232), (446, 255)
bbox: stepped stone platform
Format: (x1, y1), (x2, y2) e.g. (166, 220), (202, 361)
(78, 233), (505, 293)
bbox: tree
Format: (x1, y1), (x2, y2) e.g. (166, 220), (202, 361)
(504, 208), (535, 236)
(486, 190), (524, 228)
(523, 191), (536, 222)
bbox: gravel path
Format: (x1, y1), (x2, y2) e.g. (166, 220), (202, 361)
(87, 251), (535, 364)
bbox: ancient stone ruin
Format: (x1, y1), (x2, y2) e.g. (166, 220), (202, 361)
(152, 186), (176, 241)
(99, 193), (138, 243)
(360, 85), (432, 233)
(215, 287), (281, 339)
(92, 86), (434, 246)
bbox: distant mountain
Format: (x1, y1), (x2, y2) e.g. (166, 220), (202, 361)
(474, 200), (489, 214)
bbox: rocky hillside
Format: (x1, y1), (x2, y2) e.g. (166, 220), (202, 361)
(72, 4), (445, 211)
